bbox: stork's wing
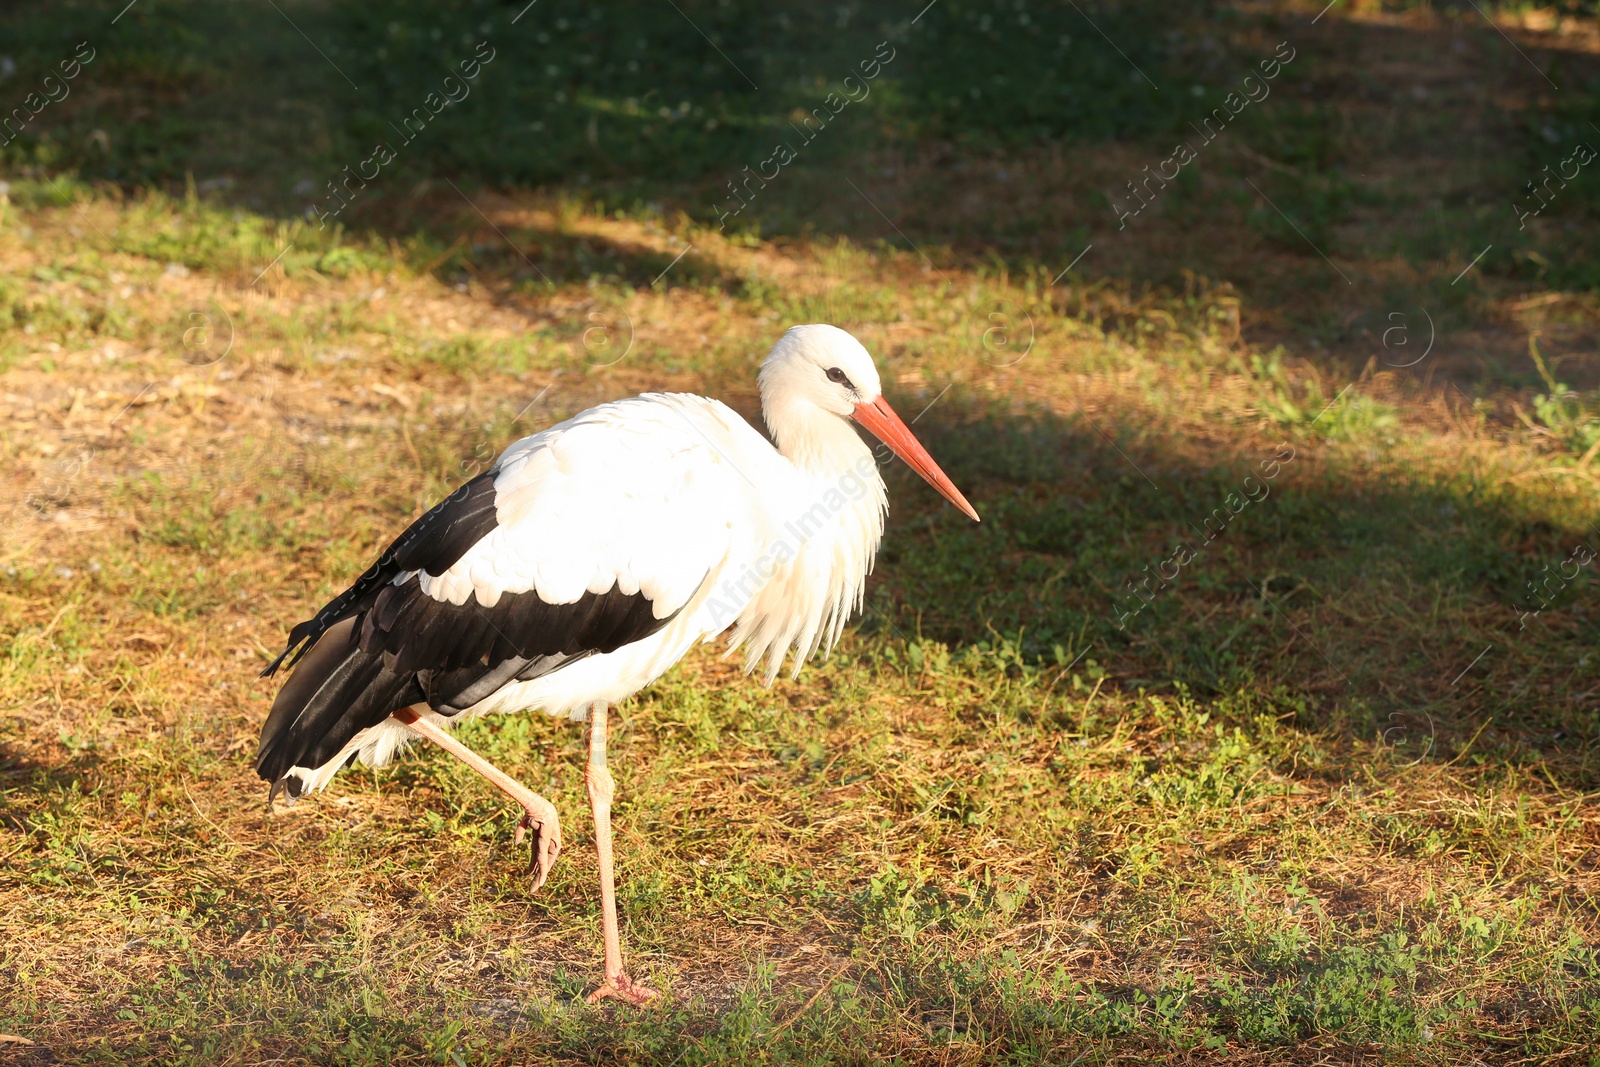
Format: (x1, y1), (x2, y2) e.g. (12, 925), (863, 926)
(257, 394), (775, 788)
(420, 393), (766, 620)
(262, 393), (772, 688)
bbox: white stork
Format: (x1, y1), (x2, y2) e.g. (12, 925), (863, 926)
(256, 324), (979, 1005)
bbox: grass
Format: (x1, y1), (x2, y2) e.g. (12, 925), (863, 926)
(4, 0), (1600, 1063)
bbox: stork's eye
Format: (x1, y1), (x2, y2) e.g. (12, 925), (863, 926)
(825, 367), (853, 387)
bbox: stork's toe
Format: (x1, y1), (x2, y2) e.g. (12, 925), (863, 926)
(586, 974), (659, 1008)
(515, 796), (562, 892)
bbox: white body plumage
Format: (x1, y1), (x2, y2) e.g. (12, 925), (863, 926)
(276, 325), (962, 794)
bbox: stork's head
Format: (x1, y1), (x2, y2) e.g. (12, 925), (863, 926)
(759, 324), (980, 522)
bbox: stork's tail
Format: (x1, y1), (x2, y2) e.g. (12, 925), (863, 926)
(255, 617), (424, 802)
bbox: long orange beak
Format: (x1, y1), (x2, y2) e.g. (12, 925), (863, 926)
(853, 396), (980, 522)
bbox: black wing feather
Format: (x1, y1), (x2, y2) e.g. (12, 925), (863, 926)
(256, 580), (678, 788)
(260, 470), (500, 678)
(255, 616), (426, 789)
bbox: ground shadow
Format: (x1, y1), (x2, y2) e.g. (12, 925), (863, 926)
(3, 0), (1598, 385)
(846, 399), (1600, 787)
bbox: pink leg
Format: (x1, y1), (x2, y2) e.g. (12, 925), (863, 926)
(393, 706), (561, 892)
(583, 702), (658, 1007)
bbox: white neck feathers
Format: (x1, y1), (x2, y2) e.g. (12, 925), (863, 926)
(728, 413), (888, 682)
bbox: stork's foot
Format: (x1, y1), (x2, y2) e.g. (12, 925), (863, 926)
(513, 795), (562, 892)
(393, 708), (563, 893)
(585, 972), (659, 1008)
